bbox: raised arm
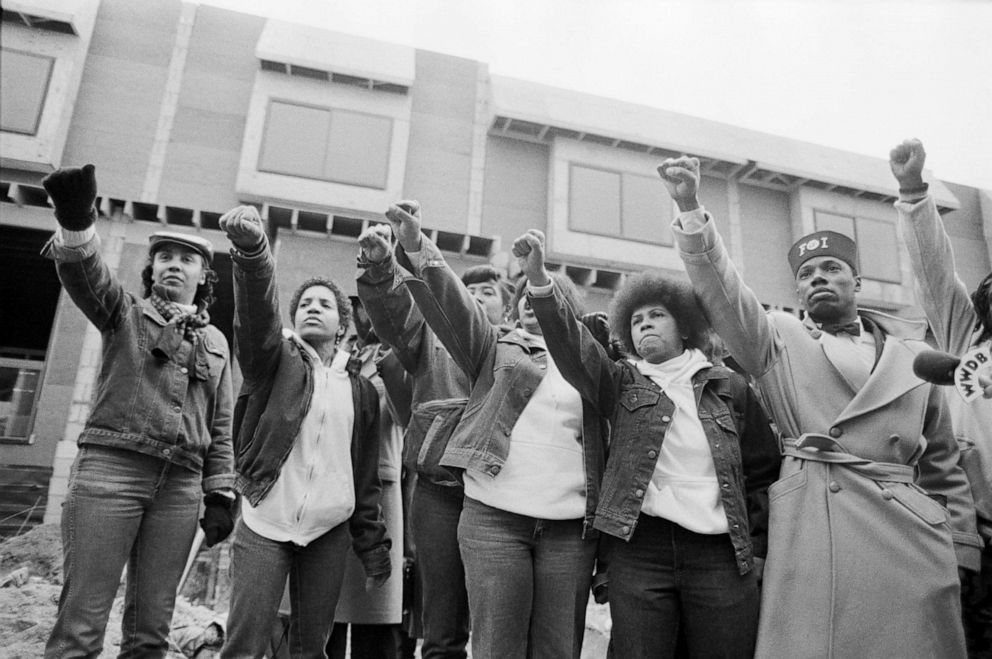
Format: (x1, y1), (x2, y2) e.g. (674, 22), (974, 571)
(382, 201), (497, 382)
(663, 157), (782, 377)
(220, 206), (283, 383)
(356, 225), (431, 375)
(514, 230), (620, 414)
(890, 139), (981, 355)
(40, 165), (129, 331)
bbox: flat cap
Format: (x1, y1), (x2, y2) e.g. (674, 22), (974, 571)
(149, 231), (214, 266)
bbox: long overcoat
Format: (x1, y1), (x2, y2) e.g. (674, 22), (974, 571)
(674, 209), (981, 659)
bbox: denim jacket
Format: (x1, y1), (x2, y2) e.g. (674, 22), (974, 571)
(230, 241), (390, 575)
(42, 233), (234, 492)
(357, 256), (471, 490)
(530, 283), (780, 574)
(394, 239), (608, 537)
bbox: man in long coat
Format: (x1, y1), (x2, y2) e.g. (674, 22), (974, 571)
(660, 156), (981, 658)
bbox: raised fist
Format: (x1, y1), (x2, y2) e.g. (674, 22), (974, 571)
(219, 205), (266, 252)
(42, 164), (98, 231)
(889, 139), (926, 190)
(511, 230), (550, 287)
(357, 223), (394, 264)
(656, 156), (701, 212)
(383, 200), (423, 253)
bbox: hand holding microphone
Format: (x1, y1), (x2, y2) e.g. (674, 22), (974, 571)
(913, 346), (992, 401)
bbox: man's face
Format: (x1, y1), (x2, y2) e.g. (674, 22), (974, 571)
(795, 256), (860, 323)
(150, 244), (206, 305)
(293, 285), (341, 345)
(466, 279), (506, 325)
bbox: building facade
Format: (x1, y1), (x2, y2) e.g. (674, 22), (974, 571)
(2, 0), (990, 533)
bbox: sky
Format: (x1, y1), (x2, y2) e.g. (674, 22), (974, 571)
(200, 0), (992, 191)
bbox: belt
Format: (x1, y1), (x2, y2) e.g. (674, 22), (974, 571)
(782, 434), (915, 484)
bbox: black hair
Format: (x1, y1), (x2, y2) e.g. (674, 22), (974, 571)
(608, 272), (710, 358)
(288, 277), (352, 341)
(971, 271), (992, 344)
(462, 264), (515, 308)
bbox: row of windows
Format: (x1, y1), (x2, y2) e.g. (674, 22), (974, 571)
(1, 44), (901, 287)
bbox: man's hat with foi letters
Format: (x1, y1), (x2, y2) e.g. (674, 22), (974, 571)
(788, 230), (858, 277)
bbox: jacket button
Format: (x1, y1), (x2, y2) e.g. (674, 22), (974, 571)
(180, 366), (188, 374)
(634, 488), (644, 498)
(661, 415), (671, 423)
(880, 489), (893, 500)
(714, 442), (720, 448)
(490, 465), (501, 475)
(722, 482), (730, 489)
(173, 404), (181, 412)
(503, 428), (511, 436)
(621, 526), (630, 536)
(828, 481), (841, 492)
(829, 426), (842, 438)
(163, 448), (172, 456)
(647, 450), (657, 459)
(732, 523), (739, 529)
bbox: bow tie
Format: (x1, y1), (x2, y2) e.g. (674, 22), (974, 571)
(822, 321), (861, 337)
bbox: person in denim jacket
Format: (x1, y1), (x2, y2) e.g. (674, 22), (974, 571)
(356, 224), (513, 659)
(381, 202), (608, 659)
(515, 230), (779, 658)
(40, 165), (235, 659)
(218, 205), (390, 658)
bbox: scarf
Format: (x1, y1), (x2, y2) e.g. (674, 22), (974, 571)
(149, 284), (212, 381)
(632, 348), (712, 406)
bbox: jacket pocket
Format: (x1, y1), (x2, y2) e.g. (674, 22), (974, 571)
(619, 387), (660, 412)
(407, 397), (468, 486)
(889, 483), (948, 526)
(768, 467), (806, 501)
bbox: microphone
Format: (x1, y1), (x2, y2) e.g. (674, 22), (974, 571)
(912, 350), (959, 386)
(913, 346), (992, 402)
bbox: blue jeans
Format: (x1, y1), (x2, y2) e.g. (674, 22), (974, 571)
(607, 515), (759, 659)
(457, 497), (596, 659)
(45, 446), (201, 659)
(222, 518), (350, 659)
(410, 481), (470, 659)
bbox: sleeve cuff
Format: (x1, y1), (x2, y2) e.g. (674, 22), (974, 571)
(676, 207), (709, 232)
(59, 225), (97, 247)
(527, 281), (554, 297)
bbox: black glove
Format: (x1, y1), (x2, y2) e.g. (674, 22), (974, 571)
(42, 164), (98, 231)
(199, 492), (236, 547)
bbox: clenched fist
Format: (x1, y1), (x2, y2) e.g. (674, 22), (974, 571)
(357, 223), (394, 265)
(219, 205), (266, 252)
(889, 138), (926, 191)
(511, 230), (551, 287)
(42, 164), (98, 231)
(383, 200), (423, 254)
(656, 156), (701, 212)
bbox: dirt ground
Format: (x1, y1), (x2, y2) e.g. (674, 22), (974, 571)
(0, 524), (224, 658)
(0, 524), (612, 658)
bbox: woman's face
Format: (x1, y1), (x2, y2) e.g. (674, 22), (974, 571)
(630, 303), (684, 364)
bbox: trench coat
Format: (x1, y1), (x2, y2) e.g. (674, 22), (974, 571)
(673, 208), (981, 659)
